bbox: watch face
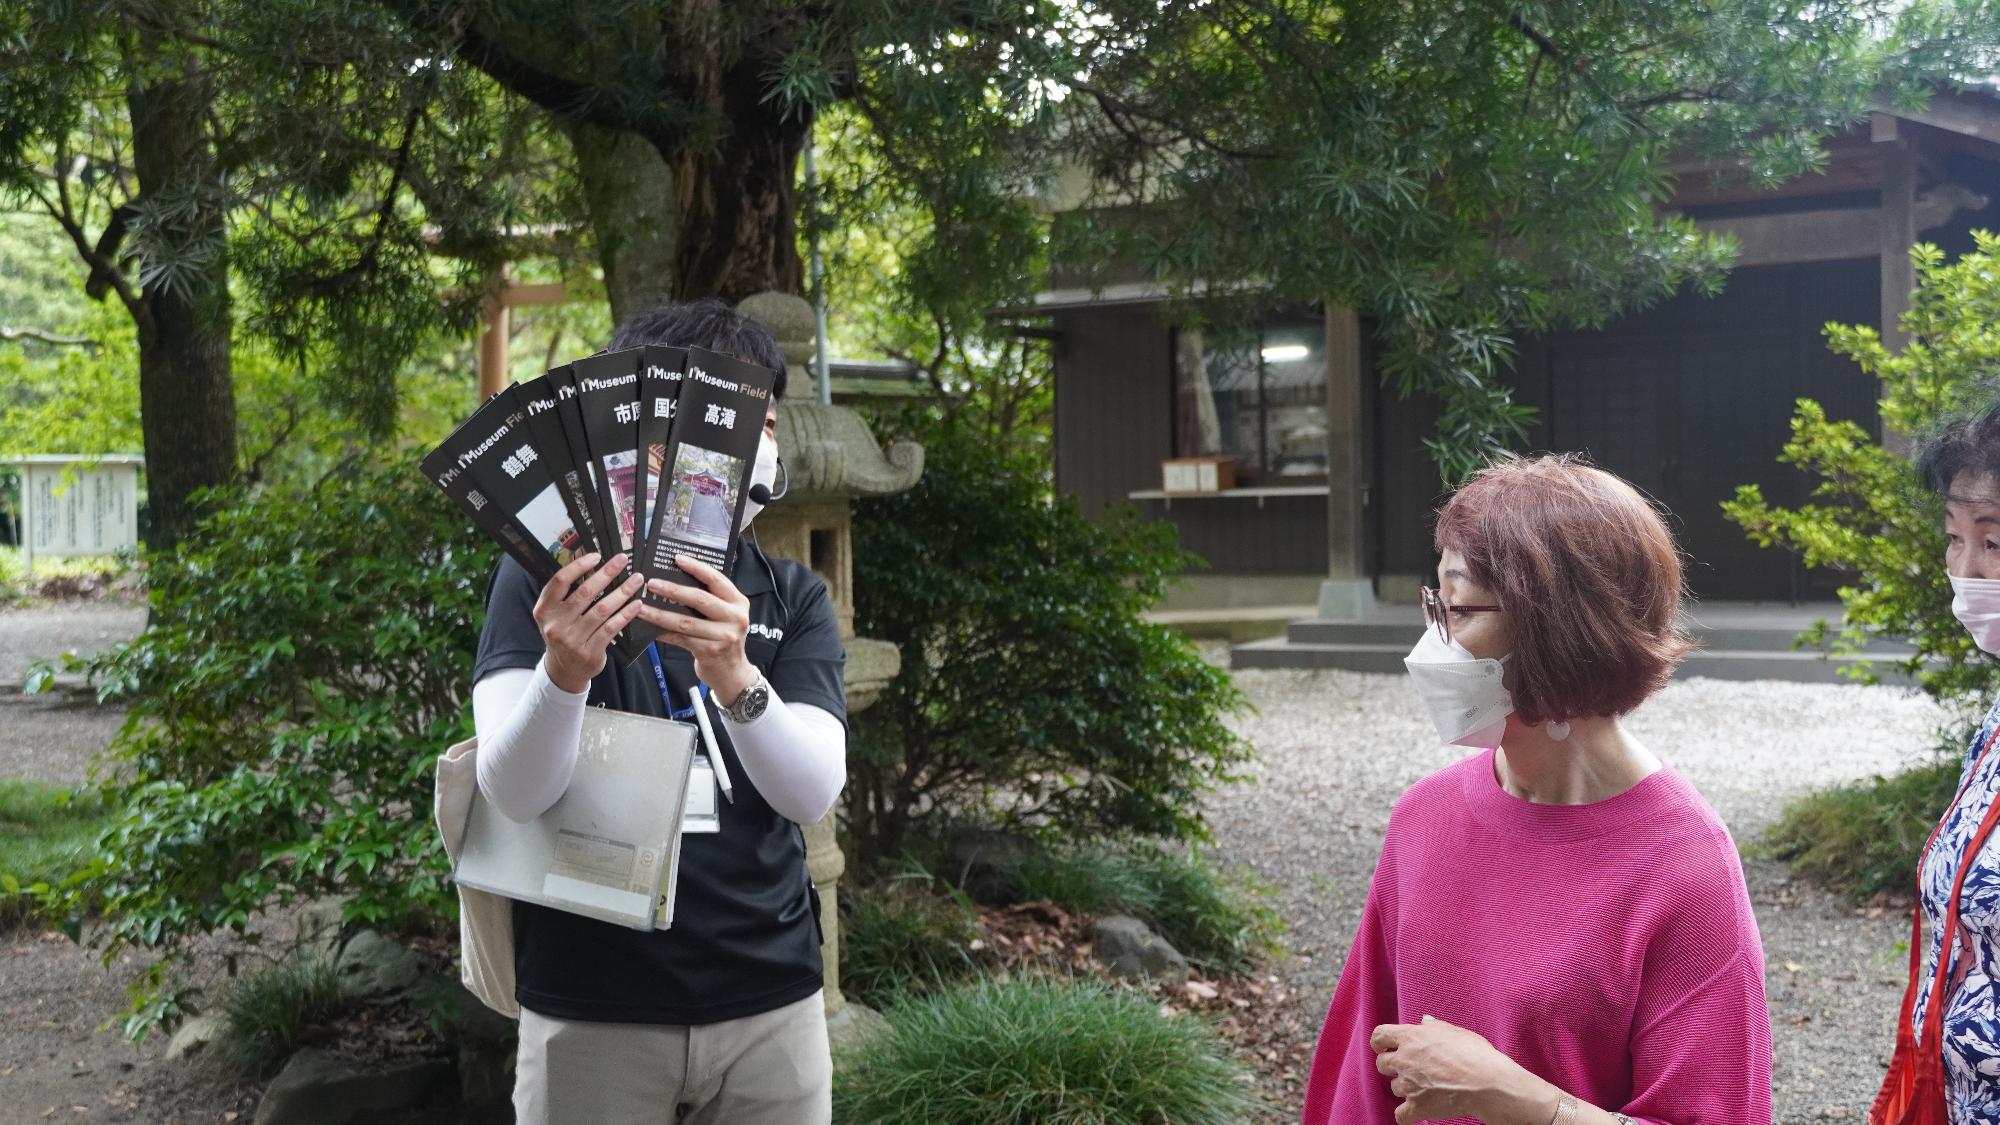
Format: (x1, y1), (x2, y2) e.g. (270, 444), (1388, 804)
(731, 681), (770, 721)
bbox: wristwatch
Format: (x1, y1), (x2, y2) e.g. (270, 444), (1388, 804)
(720, 675), (771, 724)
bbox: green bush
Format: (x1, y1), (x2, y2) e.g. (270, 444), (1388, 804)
(1019, 841), (1283, 974)
(849, 419), (1253, 866)
(216, 954), (343, 1079)
(840, 874), (984, 1007)
(36, 463), (494, 1037)
(1763, 726), (1966, 902)
(832, 976), (1262, 1125)
(1725, 233), (2000, 705)
(0, 780), (115, 927)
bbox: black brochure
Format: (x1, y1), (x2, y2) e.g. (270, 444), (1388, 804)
(571, 349), (647, 561)
(639, 347), (776, 611)
(419, 390), (560, 585)
(546, 364), (605, 552)
(517, 372), (602, 559)
(634, 345), (688, 555)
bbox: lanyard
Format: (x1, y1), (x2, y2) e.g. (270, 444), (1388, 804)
(646, 643), (706, 720)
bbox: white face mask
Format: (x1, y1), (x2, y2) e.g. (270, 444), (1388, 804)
(1952, 574), (2000, 656)
(737, 435), (779, 533)
(1404, 627), (1514, 748)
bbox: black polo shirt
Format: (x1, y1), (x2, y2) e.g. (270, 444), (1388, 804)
(472, 543), (846, 1025)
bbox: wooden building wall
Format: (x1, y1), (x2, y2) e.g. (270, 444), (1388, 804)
(1376, 258), (1881, 602)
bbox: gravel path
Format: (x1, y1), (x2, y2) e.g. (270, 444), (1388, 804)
(0, 602), (146, 786)
(1204, 657), (1948, 1123)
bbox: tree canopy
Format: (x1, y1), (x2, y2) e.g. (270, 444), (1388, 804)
(4, 0), (1997, 511)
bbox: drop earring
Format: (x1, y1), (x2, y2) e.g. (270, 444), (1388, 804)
(1546, 720), (1572, 741)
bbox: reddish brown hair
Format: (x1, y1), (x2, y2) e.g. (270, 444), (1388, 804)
(1434, 454), (1693, 725)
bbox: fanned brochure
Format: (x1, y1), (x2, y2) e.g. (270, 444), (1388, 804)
(420, 345), (782, 665)
(450, 707), (699, 930)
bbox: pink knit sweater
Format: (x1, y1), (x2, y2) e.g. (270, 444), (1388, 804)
(1301, 750), (1771, 1125)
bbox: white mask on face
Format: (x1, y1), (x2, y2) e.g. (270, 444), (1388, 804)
(1404, 627), (1514, 748)
(738, 435), (779, 533)
(1952, 574), (2000, 656)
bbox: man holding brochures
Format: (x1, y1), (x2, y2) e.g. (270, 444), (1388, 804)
(471, 300), (847, 1124)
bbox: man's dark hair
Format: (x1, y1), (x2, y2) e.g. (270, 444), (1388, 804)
(608, 298), (788, 400)
(1916, 389), (2000, 496)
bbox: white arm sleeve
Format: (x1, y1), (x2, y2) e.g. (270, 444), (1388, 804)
(720, 690), (847, 825)
(471, 658), (586, 824)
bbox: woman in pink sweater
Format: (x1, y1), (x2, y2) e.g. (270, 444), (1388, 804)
(1302, 455), (1770, 1125)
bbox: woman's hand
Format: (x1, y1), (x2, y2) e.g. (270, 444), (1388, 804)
(639, 554), (758, 703)
(1371, 1017), (1558, 1125)
(535, 552), (647, 694)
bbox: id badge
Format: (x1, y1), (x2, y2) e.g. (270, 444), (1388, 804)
(682, 756), (721, 834)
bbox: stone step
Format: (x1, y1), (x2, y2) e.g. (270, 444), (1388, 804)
(1283, 618), (1915, 656)
(1230, 638), (1920, 685)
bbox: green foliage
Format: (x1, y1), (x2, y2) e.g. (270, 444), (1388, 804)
(1046, 0), (1908, 482)
(849, 419), (1253, 866)
(1724, 234), (2000, 704)
(814, 104), (1054, 458)
(39, 462), (495, 1036)
(1019, 841), (1283, 974)
(832, 976), (1262, 1125)
(840, 872), (984, 1008)
(1763, 727), (1966, 901)
(0, 780), (115, 929)
(216, 954), (343, 1079)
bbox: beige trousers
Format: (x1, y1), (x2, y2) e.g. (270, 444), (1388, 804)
(512, 990), (831, 1125)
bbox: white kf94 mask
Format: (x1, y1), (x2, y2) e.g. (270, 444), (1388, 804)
(1404, 627), (1514, 748)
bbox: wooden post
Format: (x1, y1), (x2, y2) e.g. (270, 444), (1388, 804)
(1320, 304), (1374, 618)
(1879, 134), (1916, 356)
(476, 293), (509, 403)
(1876, 116), (1916, 453)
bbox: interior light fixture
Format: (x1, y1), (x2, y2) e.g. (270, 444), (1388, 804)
(1260, 344), (1310, 362)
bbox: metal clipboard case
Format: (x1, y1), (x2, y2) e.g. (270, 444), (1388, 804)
(451, 707), (698, 931)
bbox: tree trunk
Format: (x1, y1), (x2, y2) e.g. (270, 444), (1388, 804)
(128, 34), (236, 550)
(663, 57), (808, 304)
(568, 123), (680, 326)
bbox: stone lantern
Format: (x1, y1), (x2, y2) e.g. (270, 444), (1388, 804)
(736, 292), (923, 1041)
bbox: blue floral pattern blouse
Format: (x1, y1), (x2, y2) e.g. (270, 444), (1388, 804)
(1918, 699), (2000, 1121)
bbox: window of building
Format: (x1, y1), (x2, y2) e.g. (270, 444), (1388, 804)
(1172, 318), (1327, 481)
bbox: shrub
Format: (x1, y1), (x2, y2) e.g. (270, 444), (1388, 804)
(0, 545), (135, 609)
(832, 976), (1262, 1125)
(840, 873), (984, 1007)
(0, 780), (115, 928)
(216, 954), (343, 1079)
(1762, 724), (1967, 902)
(37, 462), (494, 1036)
(1724, 233), (2000, 705)
(1019, 840), (1283, 974)
(849, 419), (1254, 866)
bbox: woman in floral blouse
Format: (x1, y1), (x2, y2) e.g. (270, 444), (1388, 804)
(1904, 398), (2000, 1121)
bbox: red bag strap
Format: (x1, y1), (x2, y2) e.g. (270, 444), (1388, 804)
(1909, 723), (2000, 1048)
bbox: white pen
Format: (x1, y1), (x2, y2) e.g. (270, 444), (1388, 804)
(688, 684), (735, 803)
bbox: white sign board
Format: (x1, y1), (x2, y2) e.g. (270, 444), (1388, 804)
(5, 456), (145, 570)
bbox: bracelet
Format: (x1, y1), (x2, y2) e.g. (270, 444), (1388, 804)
(1549, 1095), (1579, 1125)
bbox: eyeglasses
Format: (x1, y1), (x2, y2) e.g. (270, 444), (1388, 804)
(1420, 585), (1501, 646)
